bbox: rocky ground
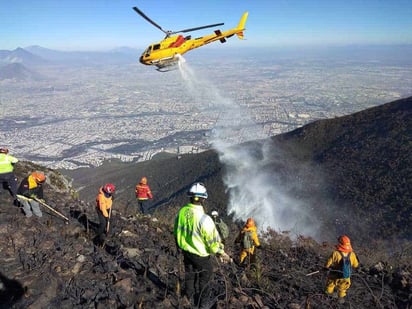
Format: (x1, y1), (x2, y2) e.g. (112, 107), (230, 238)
(1, 97), (411, 308)
(0, 166), (411, 309)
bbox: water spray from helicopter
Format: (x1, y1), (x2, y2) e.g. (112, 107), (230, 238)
(176, 57), (320, 240)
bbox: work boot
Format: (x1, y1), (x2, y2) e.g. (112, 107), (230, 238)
(338, 297), (345, 304)
(13, 199), (20, 207)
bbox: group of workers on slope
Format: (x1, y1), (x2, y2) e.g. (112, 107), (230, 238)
(95, 177), (153, 245)
(0, 147), (47, 218)
(173, 182), (359, 307)
(2, 147), (359, 306)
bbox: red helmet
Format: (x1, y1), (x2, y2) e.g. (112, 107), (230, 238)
(31, 172), (46, 183)
(103, 183), (116, 194)
(0, 148), (9, 154)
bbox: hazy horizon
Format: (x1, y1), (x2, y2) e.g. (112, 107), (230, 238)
(2, 1), (412, 50)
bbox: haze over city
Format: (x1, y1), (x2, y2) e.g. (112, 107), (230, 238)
(1, 1), (412, 169)
(1, 0), (412, 250)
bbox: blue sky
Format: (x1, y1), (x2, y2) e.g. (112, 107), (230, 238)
(1, 0), (412, 51)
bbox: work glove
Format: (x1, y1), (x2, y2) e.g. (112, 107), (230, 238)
(322, 267), (331, 273)
(218, 252), (233, 264)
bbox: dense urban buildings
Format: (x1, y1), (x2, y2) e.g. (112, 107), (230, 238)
(1, 47), (411, 169)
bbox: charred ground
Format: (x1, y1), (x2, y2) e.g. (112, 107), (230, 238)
(0, 97), (411, 308)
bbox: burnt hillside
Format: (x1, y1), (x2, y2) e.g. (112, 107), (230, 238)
(0, 97), (411, 308)
(0, 161), (411, 309)
(271, 96), (411, 241)
(64, 96), (411, 244)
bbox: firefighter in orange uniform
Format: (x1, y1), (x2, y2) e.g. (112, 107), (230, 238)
(96, 183), (115, 245)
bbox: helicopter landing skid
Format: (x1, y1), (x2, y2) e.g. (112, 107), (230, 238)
(156, 63), (178, 72)
(154, 55), (183, 72)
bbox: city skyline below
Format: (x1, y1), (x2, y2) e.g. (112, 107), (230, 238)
(1, 47), (411, 169)
(1, 0), (412, 51)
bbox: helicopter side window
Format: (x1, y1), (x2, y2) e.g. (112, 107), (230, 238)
(153, 44), (161, 51)
(144, 46), (151, 56)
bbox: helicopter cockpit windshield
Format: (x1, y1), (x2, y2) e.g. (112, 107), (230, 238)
(143, 46), (151, 57)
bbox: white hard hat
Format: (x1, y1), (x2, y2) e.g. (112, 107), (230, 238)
(188, 182), (208, 199)
(211, 210), (218, 217)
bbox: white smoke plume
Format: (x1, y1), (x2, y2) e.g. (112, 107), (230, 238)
(177, 58), (320, 239)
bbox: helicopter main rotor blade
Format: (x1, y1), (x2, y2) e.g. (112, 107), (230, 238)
(133, 6), (169, 35)
(173, 23), (225, 34)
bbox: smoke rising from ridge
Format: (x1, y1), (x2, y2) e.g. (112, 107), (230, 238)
(178, 58), (320, 239)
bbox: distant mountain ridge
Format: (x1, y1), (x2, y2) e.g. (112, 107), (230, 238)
(0, 62), (42, 81)
(0, 47), (48, 66)
(0, 46), (139, 67)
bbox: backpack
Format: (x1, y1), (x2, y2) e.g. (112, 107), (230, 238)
(242, 231), (253, 249)
(216, 219), (229, 240)
(339, 252), (352, 279)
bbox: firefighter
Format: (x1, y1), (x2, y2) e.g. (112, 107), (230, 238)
(324, 235), (359, 302)
(174, 182), (232, 308)
(235, 217), (261, 266)
(96, 183), (115, 245)
(135, 176), (153, 214)
(0, 147), (19, 205)
(17, 172), (46, 218)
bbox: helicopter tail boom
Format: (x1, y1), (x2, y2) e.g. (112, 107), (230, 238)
(236, 12), (248, 39)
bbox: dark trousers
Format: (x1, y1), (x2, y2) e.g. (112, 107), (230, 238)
(183, 251), (214, 307)
(0, 172), (18, 199)
(96, 208), (108, 243)
(137, 199), (148, 214)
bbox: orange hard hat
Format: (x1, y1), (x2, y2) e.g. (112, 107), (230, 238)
(337, 235), (352, 252)
(31, 172), (46, 183)
(245, 218), (255, 228)
(140, 177), (147, 185)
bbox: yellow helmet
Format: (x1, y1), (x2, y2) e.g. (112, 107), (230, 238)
(140, 177), (147, 185)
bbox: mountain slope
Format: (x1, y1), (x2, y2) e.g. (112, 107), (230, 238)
(0, 47), (48, 66)
(0, 161), (410, 308)
(0, 97), (411, 308)
(272, 97), (411, 240)
(0, 63), (41, 81)
(64, 96), (412, 243)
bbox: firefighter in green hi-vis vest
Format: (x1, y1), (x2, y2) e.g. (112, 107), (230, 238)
(0, 147), (19, 206)
(174, 182), (232, 309)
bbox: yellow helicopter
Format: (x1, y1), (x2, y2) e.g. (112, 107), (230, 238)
(133, 6), (248, 71)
